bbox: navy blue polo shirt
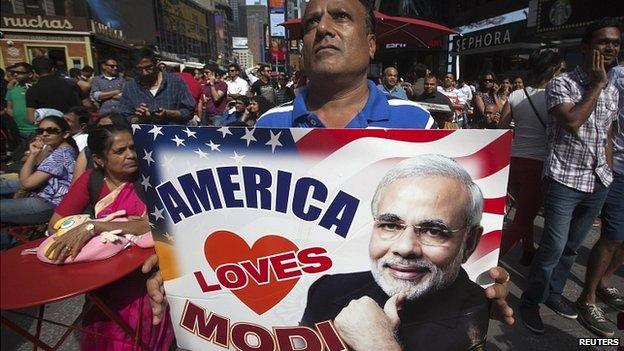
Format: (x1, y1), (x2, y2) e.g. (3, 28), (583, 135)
(256, 80), (435, 129)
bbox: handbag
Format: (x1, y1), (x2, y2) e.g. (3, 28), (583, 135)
(523, 87), (547, 129)
(21, 210), (154, 264)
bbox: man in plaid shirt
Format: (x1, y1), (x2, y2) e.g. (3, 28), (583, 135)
(520, 18), (620, 336)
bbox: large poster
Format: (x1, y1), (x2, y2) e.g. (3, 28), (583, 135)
(134, 127), (512, 351)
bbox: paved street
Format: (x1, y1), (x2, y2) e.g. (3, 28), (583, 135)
(2, 215), (622, 351)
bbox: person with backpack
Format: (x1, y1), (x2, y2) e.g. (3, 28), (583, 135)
(44, 124), (174, 350)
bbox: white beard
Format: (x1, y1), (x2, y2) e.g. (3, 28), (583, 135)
(370, 241), (465, 301)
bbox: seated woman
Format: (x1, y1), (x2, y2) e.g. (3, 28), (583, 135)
(1, 116), (77, 248)
(242, 96), (269, 127)
(45, 124), (173, 350)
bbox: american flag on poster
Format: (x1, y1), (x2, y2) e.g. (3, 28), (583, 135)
(133, 126), (512, 351)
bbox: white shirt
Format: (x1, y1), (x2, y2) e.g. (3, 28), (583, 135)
(226, 76), (250, 96)
(244, 67), (259, 85)
(508, 87), (548, 161)
(73, 133), (88, 152)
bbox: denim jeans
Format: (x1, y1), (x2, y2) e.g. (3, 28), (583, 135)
(0, 196), (54, 224)
(521, 177), (609, 307)
(0, 178), (22, 196)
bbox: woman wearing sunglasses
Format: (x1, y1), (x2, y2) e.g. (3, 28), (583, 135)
(1, 115), (77, 248)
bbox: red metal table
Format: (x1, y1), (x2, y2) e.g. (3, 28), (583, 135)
(1, 238), (154, 351)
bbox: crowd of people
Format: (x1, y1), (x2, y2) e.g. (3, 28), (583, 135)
(0, 0), (621, 348)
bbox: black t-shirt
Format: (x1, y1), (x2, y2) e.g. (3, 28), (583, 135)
(251, 79), (277, 107)
(26, 74), (82, 113)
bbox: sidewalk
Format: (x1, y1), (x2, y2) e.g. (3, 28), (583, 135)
(2, 217), (622, 350)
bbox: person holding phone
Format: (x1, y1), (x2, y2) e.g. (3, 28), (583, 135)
(119, 47), (195, 125)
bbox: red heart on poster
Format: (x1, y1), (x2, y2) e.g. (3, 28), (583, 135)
(204, 230), (300, 315)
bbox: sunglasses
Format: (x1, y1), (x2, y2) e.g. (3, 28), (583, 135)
(36, 127), (62, 135)
(483, 79), (494, 83)
(9, 70), (28, 75)
(105, 64), (119, 68)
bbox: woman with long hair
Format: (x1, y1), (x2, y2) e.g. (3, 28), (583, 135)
(243, 96), (270, 127)
(472, 72), (500, 127)
(498, 50), (565, 265)
(1, 116), (77, 247)
(45, 124), (174, 350)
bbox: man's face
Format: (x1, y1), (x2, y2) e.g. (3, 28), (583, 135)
(584, 27), (621, 67)
(228, 66), (239, 79)
(135, 58), (158, 85)
(9, 66), (33, 84)
(443, 74), (454, 88)
(513, 78), (524, 91)
(235, 100), (246, 113)
(302, 0), (376, 80)
(423, 77), (437, 94)
(370, 176), (476, 300)
(63, 112), (83, 134)
(484, 105), (498, 124)
(384, 68), (398, 88)
(102, 60), (119, 77)
(260, 66), (272, 79)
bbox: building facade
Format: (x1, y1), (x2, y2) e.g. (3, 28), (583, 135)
(0, 0), (93, 70)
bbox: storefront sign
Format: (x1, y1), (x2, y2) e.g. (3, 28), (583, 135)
(134, 126), (511, 351)
(91, 20), (125, 41)
(536, 0), (624, 33)
(1, 14), (88, 32)
(454, 21), (524, 52)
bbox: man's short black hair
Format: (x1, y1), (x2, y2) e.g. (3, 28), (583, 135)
(129, 47), (156, 67)
(227, 63), (241, 71)
(11, 62), (34, 73)
(581, 17), (622, 45)
(258, 62), (271, 71)
(82, 65), (94, 74)
(32, 56), (53, 75)
(69, 67), (82, 79)
(67, 105), (91, 124)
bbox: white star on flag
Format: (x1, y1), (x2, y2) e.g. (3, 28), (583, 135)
(183, 127), (197, 138)
(194, 148), (209, 159)
(217, 126), (232, 138)
(143, 149), (155, 166)
(148, 125), (163, 140)
(131, 124), (141, 134)
(171, 134), (186, 147)
(140, 174), (152, 191)
(206, 140), (221, 152)
(266, 130), (283, 153)
(163, 232), (174, 241)
(151, 207), (165, 221)
(231, 151), (245, 164)
(241, 128), (257, 146)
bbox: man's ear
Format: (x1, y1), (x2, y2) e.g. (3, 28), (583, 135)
(462, 225), (483, 263)
(368, 34), (377, 60)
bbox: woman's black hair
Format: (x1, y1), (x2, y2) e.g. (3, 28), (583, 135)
(250, 96), (270, 118)
(528, 49), (563, 86)
(39, 115), (79, 153)
(87, 124), (133, 159)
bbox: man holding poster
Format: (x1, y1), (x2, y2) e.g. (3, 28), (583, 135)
(143, 0), (514, 340)
(301, 155), (490, 350)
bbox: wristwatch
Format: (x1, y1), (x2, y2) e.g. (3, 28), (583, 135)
(85, 222), (95, 236)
